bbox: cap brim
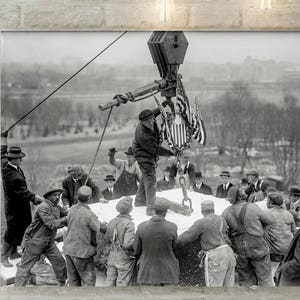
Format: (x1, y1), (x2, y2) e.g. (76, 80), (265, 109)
(7, 152), (26, 159)
(43, 188), (64, 198)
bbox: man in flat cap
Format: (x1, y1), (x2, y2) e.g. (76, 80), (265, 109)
(108, 146), (141, 198)
(105, 196), (136, 286)
(15, 184), (67, 286)
(216, 171), (233, 198)
(245, 169), (269, 202)
(63, 186), (107, 286)
(222, 186), (273, 287)
(286, 185), (300, 227)
(62, 164), (105, 207)
(132, 107), (174, 216)
(1, 146), (44, 268)
(133, 197), (179, 286)
(178, 199), (236, 287)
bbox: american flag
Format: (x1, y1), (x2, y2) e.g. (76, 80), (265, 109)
(190, 101), (206, 145)
(176, 76), (190, 125)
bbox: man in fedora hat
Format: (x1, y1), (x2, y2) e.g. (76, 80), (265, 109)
(63, 186), (107, 286)
(132, 108), (174, 216)
(102, 175), (118, 201)
(108, 146), (141, 198)
(62, 164), (105, 207)
(216, 171), (233, 198)
(15, 184), (68, 286)
(157, 166), (175, 192)
(1, 146), (44, 268)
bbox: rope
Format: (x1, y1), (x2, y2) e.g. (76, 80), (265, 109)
(84, 106), (113, 185)
(3, 31), (127, 133)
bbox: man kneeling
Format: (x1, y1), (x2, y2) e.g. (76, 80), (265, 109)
(178, 200), (236, 287)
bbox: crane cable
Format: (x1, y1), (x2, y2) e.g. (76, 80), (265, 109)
(84, 106), (113, 185)
(2, 31), (127, 134)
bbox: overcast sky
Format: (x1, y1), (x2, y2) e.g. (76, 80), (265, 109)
(1, 32), (300, 65)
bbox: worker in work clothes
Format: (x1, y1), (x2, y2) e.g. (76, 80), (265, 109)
(63, 186), (107, 286)
(132, 108), (174, 216)
(108, 146), (141, 198)
(178, 200), (236, 287)
(222, 186), (273, 287)
(15, 185), (67, 286)
(62, 164), (105, 207)
(263, 192), (296, 285)
(105, 196), (136, 286)
(286, 185), (300, 227)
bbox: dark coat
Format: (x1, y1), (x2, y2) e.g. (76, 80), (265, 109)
(170, 162), (195, 186)
(193, 183), (213, 195)
(101, 188), (119, 201)
(279, 229), (300, 286)
(2, 162), (36, 245)
(62, 173), (102, 206)
(156, 177), (175, 192)
(132, 110), (173, 164)
(133, 215), (179, 285)
(216, 182), (234, 198)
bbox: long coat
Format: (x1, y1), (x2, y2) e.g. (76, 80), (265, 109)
(62, 173), (102, 206)
(133, 215), (179, 285)
(279, 229), (300, 286)
(216, 182), (233, 198)
(2, 162), (36, 245)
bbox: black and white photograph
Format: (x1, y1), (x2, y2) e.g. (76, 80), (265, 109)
(1, 31), (300, 289)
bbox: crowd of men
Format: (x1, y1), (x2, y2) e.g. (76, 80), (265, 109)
(1, 108), (300, 287)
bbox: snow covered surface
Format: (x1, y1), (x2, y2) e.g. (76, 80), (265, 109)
(89, 188), (230, 235)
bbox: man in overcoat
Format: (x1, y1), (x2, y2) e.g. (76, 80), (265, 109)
(192, 172), (213, 195)
(132, 109), (174, 216)
(216, 171), (233, 198)
(1, 146), (44, 268)
(133, 197), (179, 285)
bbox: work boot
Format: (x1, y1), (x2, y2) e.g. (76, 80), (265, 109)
(58, 280), (66, 287)
(10, 247), (22, 260)
(1, 256), (13, 268)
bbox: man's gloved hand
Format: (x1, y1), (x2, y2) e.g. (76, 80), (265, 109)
(99, 197), (109, 204)
(35, 195), (45, 204)
(1, 130), (8, 138)
(108, 148), (117, 157)
(100, 222), (108, 234)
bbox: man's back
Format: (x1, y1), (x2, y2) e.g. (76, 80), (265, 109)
(134, 216), (179, 284)
(63, 203), (100, 258)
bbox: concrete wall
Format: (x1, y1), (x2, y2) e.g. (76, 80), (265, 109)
(0, 0), (300, 30)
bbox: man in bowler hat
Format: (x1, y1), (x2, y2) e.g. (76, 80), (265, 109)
(1, 146), (44, 268)
(132, 108), (174, 216)
(102, 175), (118, 201)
